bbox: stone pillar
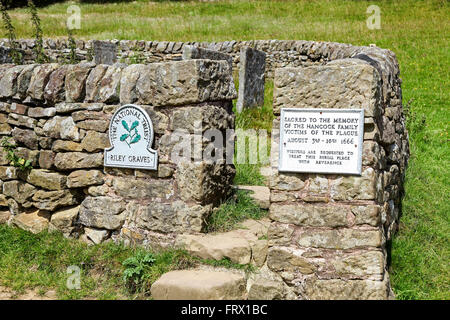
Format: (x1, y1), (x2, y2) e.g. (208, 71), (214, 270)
(236, 47), (266, 113)
(267, 59), (408, 299)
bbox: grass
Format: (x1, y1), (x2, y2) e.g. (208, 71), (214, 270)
(0, 224), (252, 299)
(233, 163), (265, 186)
(0, 0), (448, 299)
(233, 80), (274, 185)
(235, 80), (275, 132)
(205, 189), (267, 233)
(0, 223), (134, 299)
(389, 100), (450, 300)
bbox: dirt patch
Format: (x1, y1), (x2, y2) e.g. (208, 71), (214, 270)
(0, 285), (57, 300)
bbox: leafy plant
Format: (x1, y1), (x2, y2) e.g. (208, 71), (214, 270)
(64, 26), (78, 64)
(120, 120), (141, 147)
(128, 51), (146, 65)
(120, 45), (146, 65)
(0, 1), (22, 64)
(122, 251), (155, 293)
(28, 0), (49, 63)
(1, 137), (32, 171)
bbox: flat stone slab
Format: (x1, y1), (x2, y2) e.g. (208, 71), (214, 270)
(151, 269), (246, 300)
(236, 46), (266, 112)
(237, 185), (270, 209)
(177, 232), (252, 264)
(236, 218), (271, 238)
(177, 218), (270, 266)
(93, 41), (117, 65)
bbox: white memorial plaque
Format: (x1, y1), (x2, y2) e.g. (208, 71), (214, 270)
(104, 104), (158, 170)
(279, 108), (364, 175)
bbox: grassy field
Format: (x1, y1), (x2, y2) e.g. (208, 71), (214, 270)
(0, 0), (448, 299)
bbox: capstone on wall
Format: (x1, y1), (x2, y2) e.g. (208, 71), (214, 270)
(0, 59), (237, 248)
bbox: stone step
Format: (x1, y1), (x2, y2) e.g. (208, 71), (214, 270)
(151, 269), (247, 300)
(259, 166), (273, 187)
(236, 185), (270, 209)
(176, 218), (270, 266)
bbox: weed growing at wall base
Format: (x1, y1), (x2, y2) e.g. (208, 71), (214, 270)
(122, 251), (155, 293)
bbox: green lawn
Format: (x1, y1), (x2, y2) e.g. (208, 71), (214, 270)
(1, 0), (449, 299)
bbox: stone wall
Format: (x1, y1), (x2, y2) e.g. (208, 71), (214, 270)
(0, 38), (409, 300)
(0, 59), (236, 248)
(0, 38), (400, 79)
(265, 50), (409, 299)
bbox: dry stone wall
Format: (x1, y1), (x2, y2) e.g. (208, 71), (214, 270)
(266, 52), (409, 299)
(0, 39), (401, 79)
(0, 59), (236, 248)
(0, 38), (409, 300)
